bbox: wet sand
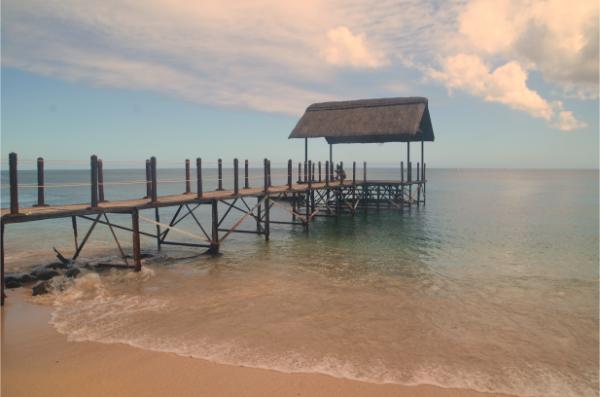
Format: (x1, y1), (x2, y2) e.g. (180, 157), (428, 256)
(1, 289), (512, 397)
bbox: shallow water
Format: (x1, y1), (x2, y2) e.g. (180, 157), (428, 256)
(3, 168), (599, 397)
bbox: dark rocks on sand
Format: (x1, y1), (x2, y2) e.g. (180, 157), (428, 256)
(30, 267), (60, 281)
(65, 267), (81, 278)
(32, 280), (51, 296)
(5, 272), (37, 288)
(45, 261), (70, 270)
(5, 278), (22, 289)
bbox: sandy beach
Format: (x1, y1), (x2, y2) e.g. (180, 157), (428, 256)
(1, 288), (512, 397)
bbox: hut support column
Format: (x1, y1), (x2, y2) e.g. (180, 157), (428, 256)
(132, 209), (141, 272)
(407, 142), (411, 206)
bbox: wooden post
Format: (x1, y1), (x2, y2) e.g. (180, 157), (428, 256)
(196, 158), (203, 198)
(263, 159), (268, 192)
(352, 162), (356, 185)
(312, 162), (315, 182)
(217, 158), (223, 191)
(90, 155), (99, 208)
(401, 161), (404, 182)
(8, 153), (19, 215)
(417, 161), (421, 206)
(154, 208), (161, 251)
(1, 221), (5, 306)
(421, 140), (424, 182)
(303, 161), (307, 183)
(151, 156), (158, 202)
(98, 159), (105, 202)
(318, 161), (322, 183)
(211, 200), (219, 253)
(423, 163), (427, 204)
(340, 161), (344, 183)
(268, 160), (272, 187)
(185, 159), (191, 194)
(257, 198), (262, 233)
(35, 157), (47, 207)
(264, 196), (270, 241)
(145, 159), (151, 198)
(244, 159), (249, 189)
(287, 159), (292, 189)
(325, 161), (330, 186)
(233, 158), (239, 195)
(297, 162), (302, 183)
(308, 160), (312, 189)
(132, 209), (141, 272)
(363, 161), (367, 182)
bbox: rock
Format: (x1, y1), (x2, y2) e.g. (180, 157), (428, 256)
(5, 272), (35, 285)
(65, 267), (81, 278)
(32, 280), (51, 296)
(5, 278), (22, 289)
(45, 261), (69, 270)
(30, 267), (59, 281)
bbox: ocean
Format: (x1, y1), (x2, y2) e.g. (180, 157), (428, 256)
(1, 167), (598, 397)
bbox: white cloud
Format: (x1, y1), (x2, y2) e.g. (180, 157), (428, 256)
(1, 0), (596, 129)
(429, 54), (552, 118)
(429, 54), (587, 131)
(323, 26), (387, 68)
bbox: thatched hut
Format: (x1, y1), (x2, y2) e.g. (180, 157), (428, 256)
(289, 96), (434, 169)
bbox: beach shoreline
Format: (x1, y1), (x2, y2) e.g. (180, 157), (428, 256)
(1, 289), (512, 397)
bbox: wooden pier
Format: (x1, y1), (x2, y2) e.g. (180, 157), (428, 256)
(0, 96), (435, 306)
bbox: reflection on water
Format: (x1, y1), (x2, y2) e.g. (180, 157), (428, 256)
(3, 169), (598, 397)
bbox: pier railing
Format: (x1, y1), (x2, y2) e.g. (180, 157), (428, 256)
(2, 154), (426, 213)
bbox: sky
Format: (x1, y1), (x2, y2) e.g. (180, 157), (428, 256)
(1, 0), (598, 169)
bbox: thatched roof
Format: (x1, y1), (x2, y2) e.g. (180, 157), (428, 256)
(289, 97), (434, 143)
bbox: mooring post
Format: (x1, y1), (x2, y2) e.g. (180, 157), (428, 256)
(185, 159), (191, 194)
(244, 159), (249, 189)
(217, 158), (223, 191)
(151, 156), (158, 202)
(287, 159), (292, 189)
(340, 161), (344, 184)
(211, 200), (219, 253)
(98, 159), (106, 203)
(233, 158), (239, 195)
(145, 159), (151, 198)
(363, 161), (367, 182)
(352, 162), (356, 185)
(90, 155), (99, 208)
(35, 157), (47, 207)
(196, 158), (203, 198)
(132, 209), (141, 272)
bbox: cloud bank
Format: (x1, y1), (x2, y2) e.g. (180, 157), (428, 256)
(2, 0), (597, 130)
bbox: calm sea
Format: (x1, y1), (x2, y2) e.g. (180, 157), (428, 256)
(2, 168), (599, 397)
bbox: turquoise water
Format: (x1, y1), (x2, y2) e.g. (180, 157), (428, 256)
(2, 168), (599, 396)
